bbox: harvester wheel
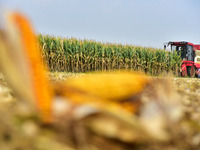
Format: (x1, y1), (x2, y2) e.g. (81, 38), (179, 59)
(181, 69), (187, 77)
(187, 65), (195, 77)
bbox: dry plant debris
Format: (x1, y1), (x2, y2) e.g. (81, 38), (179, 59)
(0, 73), (200, 150)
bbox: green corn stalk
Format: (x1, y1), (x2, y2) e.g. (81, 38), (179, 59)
(37, 34), (182, 75)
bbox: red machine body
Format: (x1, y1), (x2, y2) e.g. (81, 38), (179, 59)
(164, 41), (200, 77)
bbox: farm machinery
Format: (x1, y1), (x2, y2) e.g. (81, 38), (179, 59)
(164, 41), (200, 77)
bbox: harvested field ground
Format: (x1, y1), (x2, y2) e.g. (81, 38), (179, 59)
(0, 73), (200, 150)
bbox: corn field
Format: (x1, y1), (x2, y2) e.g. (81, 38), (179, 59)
(38, 34), (182, 75)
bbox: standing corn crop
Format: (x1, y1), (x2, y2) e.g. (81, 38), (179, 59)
(38, 34), (182, 76)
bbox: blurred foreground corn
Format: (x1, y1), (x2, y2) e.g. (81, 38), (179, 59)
(53, 71), (150, 115)
(0, 11), (190, 150)
(0, 12), (53, 123)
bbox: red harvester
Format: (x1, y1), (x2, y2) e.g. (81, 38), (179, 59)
(164, 41), (200, 77)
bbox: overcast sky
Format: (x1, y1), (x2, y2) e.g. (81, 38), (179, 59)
(1, 0), (200, 48)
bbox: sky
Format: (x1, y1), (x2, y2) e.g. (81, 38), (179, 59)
(1, 0), (200, 48)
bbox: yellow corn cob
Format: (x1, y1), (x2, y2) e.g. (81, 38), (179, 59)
(53, 71), (150, 115)
(8, 13), (53, 123)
